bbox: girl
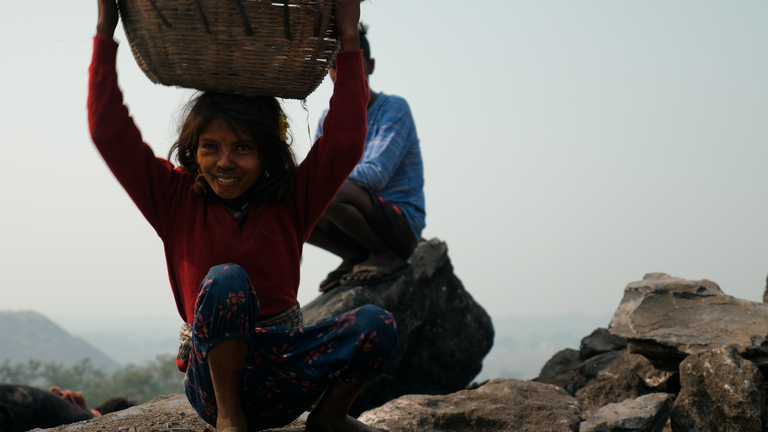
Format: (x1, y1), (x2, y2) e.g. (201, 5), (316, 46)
(89, 1), (396, 431)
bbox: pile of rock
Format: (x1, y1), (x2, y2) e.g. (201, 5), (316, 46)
(536, 272), (768, 431)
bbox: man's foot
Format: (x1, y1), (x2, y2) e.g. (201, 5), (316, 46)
(340, 259), (411, 286)
(306, 413), (383, 432)
(319, 263), (357, 292)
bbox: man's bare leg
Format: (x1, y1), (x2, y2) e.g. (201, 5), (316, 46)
(208, 338), (248, 432)
(306, 381), (382, 432)
(323, 181), (405, 278)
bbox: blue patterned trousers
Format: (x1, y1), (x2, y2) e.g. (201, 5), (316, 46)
(184, 264), (398, 430)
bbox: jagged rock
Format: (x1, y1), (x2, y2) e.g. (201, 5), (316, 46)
(580, 393), (673, 432)
(356, 378), (582, 432)
(580, 328), (629, 360)
(575, 352), (677, 420)
(609, 273), (768, 370)
(670, 345), (765, 432)
(303, 238), (494, 416)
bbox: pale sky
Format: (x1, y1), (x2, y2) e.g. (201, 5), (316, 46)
(1, 1), (767, 334)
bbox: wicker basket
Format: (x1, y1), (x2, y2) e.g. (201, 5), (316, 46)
(117, 0), (339, 99)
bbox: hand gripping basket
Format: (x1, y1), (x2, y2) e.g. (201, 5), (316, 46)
(117, 0), (339, 99)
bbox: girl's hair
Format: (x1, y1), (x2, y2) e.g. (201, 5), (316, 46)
(168, 92), (297, 204)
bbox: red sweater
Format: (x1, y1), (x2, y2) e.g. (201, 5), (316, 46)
(88, 36), (367, 322)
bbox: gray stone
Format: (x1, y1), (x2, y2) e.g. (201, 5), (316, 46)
(357, 378), (582, 432)
(670, 345), (765, 432)
(609, 273), (768, 368)
(581, 393), (674, 432)
(580, 328), (629, 360)
(303, 238), (494, 416)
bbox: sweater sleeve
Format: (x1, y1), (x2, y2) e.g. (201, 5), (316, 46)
(87, 35), (182, 237)
(293, 50), (368, 240)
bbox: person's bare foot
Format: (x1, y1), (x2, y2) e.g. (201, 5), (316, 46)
(216, 412), (247, 432)
(306, 413), (382, 432)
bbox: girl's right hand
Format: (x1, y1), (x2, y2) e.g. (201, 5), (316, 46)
(97, 0), (119, 37)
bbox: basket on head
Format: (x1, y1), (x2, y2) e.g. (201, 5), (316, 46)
(117, 0), (339, 99)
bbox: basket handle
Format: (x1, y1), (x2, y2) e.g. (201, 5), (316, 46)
(147, 0), (172, 28)
(234, 0), (255, 35)
(195, 0), (211, 34)
(313, 0), (325, 37)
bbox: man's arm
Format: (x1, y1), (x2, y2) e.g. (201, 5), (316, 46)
(349, 97), (416, 192)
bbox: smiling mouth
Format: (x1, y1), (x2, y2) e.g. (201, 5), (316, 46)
(217, 177), (238, 183)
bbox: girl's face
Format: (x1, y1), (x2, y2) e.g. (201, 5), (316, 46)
(196, 118), (264, 205)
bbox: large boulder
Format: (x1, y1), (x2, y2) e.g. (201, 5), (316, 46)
(357, 379), (582, 432)
(609, 272), (768, 370)
(670, 345), (766, 432)
(303, 238), (494, 416)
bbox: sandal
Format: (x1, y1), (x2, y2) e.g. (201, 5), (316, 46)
(318, 265), (355, 292)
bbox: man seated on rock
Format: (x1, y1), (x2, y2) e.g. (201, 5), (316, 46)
(308, 23), (426, 291)
(0, 383), (135, 432)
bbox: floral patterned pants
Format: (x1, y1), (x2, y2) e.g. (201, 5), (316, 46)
(184, 264), (398, 430)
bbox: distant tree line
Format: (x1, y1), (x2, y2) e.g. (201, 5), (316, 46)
(0, 355), (184, 407)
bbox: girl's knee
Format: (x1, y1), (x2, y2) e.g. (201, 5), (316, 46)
(201, 264), (253, 294)
(205, 264), (249, 284)
(354, 305), (398, 339)
(195, 264), (258, 315)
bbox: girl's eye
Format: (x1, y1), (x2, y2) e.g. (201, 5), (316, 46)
(237, 144), (254, 151)
(200, 143), (216, 150)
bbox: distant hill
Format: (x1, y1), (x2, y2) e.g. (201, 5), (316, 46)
(0, 310), (121, 372)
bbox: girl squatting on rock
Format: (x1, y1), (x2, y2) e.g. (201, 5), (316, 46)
(90, 1), (397, 431)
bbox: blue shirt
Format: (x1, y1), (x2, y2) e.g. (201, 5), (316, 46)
(316, 92), (426, 239)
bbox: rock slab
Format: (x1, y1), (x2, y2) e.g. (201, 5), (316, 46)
(303, 238), (494, 415)
(609, 272), (768, 367)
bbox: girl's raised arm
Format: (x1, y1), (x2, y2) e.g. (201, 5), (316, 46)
(96, 0), (118, 37)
